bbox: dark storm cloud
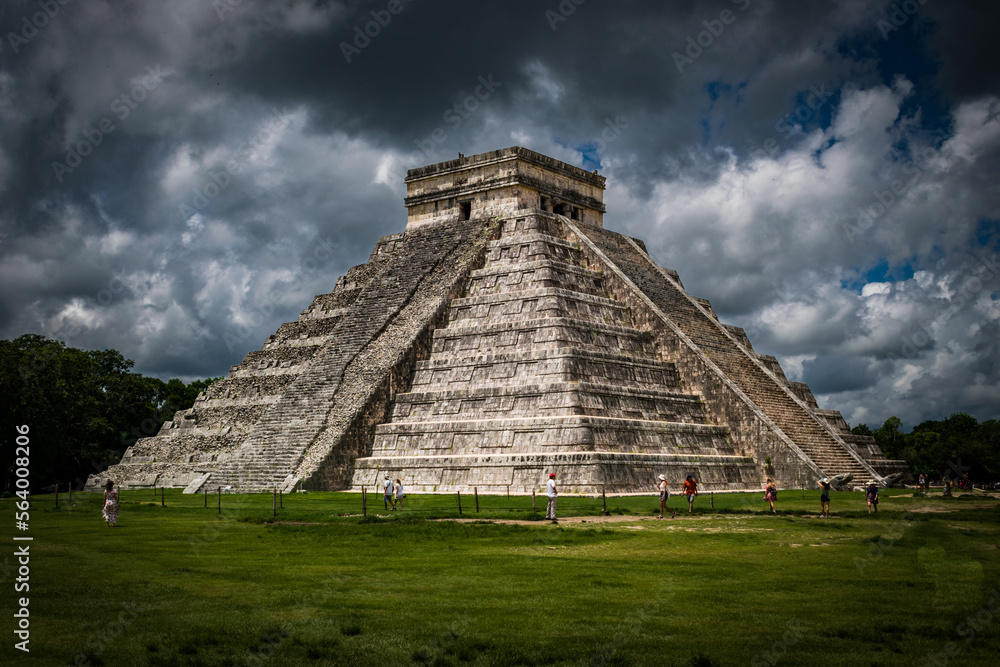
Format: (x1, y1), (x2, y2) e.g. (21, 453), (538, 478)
(801, 354), (876, 395)
(0, 0), (997, 427)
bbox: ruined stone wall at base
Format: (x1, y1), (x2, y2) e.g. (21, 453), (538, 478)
(353, 452), (756, 495)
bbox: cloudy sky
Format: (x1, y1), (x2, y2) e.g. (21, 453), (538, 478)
(1, 0), (997, 430)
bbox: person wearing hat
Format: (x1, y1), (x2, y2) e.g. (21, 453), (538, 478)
(683, 475), (698, 513)
(657, 474), (675, 519)
(382, 476), (394, 510)
(545, 473), (558, 522)
(817, 478), (832, 518)
(866, 480), (879, 514)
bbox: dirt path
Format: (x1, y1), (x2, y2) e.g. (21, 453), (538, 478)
(430, 514), (713, 526)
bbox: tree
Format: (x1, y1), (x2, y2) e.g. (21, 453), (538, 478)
(1, 335), (219, 492)
(874, 416), (904, 459)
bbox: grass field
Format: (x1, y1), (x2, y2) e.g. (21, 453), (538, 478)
(6, 488), (1000, 666)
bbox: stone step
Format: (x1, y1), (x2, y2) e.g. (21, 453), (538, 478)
(447, 287), (629, 328)
(411, 346), (679, 391)
(390, 381), (708, 424)
(467, 259), (607, 298)
(484, 233), (582, 266)
(372, 415), (733, 458)
(430, 316), (656, 359)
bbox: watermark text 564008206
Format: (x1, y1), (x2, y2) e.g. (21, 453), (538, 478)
(13, 424), (32, 654)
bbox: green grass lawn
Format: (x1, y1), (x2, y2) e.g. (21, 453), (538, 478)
(6, 488), (1000, 666)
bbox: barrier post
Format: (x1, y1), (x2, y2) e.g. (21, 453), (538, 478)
(218, 487), (221, 514)
(362, 488), (367, 518)
(161, 486), (165, 508)
(272, 485), (277, 519)
(457, 491), (462, 515)
(55, 483), (59, 509)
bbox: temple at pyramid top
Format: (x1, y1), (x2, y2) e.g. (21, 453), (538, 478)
(403, 147), (607, 229)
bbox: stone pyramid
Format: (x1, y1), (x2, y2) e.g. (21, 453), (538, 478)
(88, 147), (908, 494)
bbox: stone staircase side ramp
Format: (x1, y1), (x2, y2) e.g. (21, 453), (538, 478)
(293, 217), (505, 489)
(204, 218), (500, 491)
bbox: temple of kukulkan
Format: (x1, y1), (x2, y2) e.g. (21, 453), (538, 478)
(88, 147), (909, 494)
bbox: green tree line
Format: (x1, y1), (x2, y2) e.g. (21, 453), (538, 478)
(1, 334), (220, 493)
(853, 413), (1000, 482)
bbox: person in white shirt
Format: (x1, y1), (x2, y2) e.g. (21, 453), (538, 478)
(545, 473), (558, 522)
(383, 476), (394, 510)
(657, 474), (675, 519)
(393, 478), (405, 510)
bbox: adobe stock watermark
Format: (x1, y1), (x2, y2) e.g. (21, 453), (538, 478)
(69, 601), (141, 667)
(51, 269), (153, 343)
(408, 74), (503, 165)
(749, 619), (806, 667)
(887, 252), (999, 362)
(854, 513), (918, 574)
(223, 235), (338, 352)
(5, 0), (72, 56)
(586, 115), (629, 156)
(587, 584), (666, 665)
(844, 128), (974, 244)
(545, 0), (586, 32)
(748, 84), (834, 162)
(921, 587), (1000, 667)
(878, 0), (930, 41)
(672, 0), (751, 74)
(51, 65), (166, 183)
(340, 0), (414, 64)
(179, 107), (292, 220)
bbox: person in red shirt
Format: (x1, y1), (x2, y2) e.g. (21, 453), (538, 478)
(683, 475), (698, 514)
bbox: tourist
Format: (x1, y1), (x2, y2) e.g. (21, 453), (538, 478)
(866, 481), (879, 514)
(918, 472), (928, 493)
(103, 479), (120, 528)
(657, 474), (675, 519)
(683, 475), (697, 513)
(817, 478), (831, 518)
(545, 473), (558, 523)
(393, 478), (405, 510)
(764, 478), (777, 514)
(383, 476), (394, 510)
